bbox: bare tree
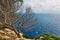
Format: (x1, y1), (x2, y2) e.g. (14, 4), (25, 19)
(0, 0), (23, 38)
(0, 0), (37, 38)
(0, 0), (23, 24)
(15, 7), (37, 31)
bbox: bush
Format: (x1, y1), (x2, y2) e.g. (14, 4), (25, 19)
(0, 37), (6, 40)
(22, 34), (60, 40)
(22, 34), (30, 39)
(33, 34), (60, 40)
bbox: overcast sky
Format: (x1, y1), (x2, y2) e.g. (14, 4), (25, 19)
(23, 0), (60, 13)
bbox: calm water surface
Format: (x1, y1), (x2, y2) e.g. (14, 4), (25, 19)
(15, 14), (60, 38)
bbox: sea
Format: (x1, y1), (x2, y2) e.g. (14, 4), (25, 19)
(15, 14), (60, 38)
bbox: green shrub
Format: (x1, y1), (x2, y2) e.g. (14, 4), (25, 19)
(22, 34), (60, 40)
(22, 34), (30, 39)
(0, 37), (6, 40)
(33, 34), (60, 40)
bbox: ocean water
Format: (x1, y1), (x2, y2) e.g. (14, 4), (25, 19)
(15, 14), (60, 38)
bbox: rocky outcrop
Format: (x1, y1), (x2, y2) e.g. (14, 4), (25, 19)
(0, 28), (32, 40)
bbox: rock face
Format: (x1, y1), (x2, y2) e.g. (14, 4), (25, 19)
(0, 28), (31, 40)
(0, 29), (16, 40)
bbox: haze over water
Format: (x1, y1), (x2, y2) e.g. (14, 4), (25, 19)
(15, 0), (60, 38)
(19, 14), (60, 38)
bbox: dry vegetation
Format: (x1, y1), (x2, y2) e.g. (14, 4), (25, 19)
(0, 0), (37, 40)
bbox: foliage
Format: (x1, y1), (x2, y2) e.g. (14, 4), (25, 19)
(22, 34), (30, 39)
(0, 37), (6, 40)
(22, 34), (60, 40)
(33, 34), (60, 40)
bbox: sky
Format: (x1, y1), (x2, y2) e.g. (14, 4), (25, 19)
(23, 0), (60, 13)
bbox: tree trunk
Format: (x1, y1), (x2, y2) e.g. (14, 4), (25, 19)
(13, 27), (21, 38)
